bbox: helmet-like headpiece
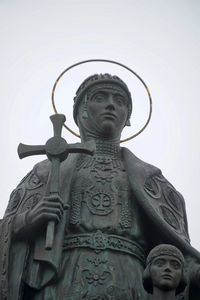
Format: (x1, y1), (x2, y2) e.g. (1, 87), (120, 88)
(147, 244), (184, 266)
(73, 73), (132, 124)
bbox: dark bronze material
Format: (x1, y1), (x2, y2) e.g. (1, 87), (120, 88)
(1, 73), (200, 300)
(143, 244), (187, 300)
(18, 114), (95, 250)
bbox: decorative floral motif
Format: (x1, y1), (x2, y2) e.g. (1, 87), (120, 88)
(86, 191), (115, 216)
(163, 186), (183, 216)
(144, 176), (161, 199)
(27, 173), (43, 190)
(76, 156), (124, 172)
(70, 192), (82, 224)
(84, 270), (108, 286)
(0, 218), (13, 300)
(106, 285), (129, 300)
(91, 170), (116, 185)
(87, 256), (108, 267)
(5, 188), (26, 215)
(119, 199), (132, 228)
(160, 205), (180, 231)
(154, 174), (166, 183)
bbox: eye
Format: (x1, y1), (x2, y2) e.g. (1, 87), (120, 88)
(114, 95), (125, 106)
(171, 260), (181, 270)
(153, 258), (166, 267)
(92, 93), (106, 102)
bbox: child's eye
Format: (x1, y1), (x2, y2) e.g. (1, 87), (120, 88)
(171, 261), (181, 270)
(154, 259), (165, 267)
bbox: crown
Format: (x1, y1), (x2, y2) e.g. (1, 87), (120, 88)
(73, 73), (132, 124)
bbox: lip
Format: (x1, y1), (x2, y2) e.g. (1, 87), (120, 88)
(161, 274), (173, 280)
(102, 113), (117, 119)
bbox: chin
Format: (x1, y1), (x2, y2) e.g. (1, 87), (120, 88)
(159, 282), (174, 291)
(100, 122), (119, 138)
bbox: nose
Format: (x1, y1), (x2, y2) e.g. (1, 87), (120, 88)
(106, 94), (115, 110)
(164, 262), (172, 272)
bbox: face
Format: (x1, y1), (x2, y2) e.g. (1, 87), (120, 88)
(150, 255), (182, 291)
(83, 85), (129, 139)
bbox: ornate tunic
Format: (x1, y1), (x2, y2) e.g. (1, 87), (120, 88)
(60, 143), (148, 300)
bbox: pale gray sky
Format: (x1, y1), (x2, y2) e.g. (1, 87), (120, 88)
(0, 0), (200, 250)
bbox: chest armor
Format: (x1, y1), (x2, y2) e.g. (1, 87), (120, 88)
(69, 146), (132, 232)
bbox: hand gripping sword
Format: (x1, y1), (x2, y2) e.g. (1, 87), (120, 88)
(18, 114), (95, 250)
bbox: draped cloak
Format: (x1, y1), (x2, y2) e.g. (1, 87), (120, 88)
(1, 148), (200, 300)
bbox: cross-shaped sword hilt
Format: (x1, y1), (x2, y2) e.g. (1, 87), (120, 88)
(18, 114), (96, 250)
(18, 114), (95, 161)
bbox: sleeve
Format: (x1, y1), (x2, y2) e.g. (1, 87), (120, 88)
(0, 216), (14, 300)
(4, 169), (45, 219)
(0, 163), (47, 299)
(144, 172), (190, 244)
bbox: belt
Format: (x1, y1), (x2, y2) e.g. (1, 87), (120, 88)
(63, 230), (145, 265)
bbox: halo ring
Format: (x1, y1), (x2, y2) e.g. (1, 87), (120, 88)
(51, 59), (152, 143)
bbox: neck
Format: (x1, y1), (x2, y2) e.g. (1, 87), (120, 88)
(77, 118), (122, 145)
(152, 287), (176, 300)
(80, 138), (121, 158)
(95, 139), (121, 157)
(81, 132), (121, 144)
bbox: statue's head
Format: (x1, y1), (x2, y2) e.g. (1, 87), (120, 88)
(73, 74), (132, 141)
(143, 244), (187, 295)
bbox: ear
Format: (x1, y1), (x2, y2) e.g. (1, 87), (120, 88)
(82, 110), (88, 119)
(125, 118), (131, 126)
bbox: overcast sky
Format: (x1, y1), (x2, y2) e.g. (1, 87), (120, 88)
(0, 0), (200, 250)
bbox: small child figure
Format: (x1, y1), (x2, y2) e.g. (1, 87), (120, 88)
(143, 244), (187, 300)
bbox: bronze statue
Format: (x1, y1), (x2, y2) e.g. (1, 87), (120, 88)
(143, 244), (187, 299)
(1, 73), (200, 299)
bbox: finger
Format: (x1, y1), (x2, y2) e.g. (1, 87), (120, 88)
(43, 196), (64, 209)
(41, 207), (64, 219)
(35, 212), (61, 224)
(41, 201), (64, 213)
